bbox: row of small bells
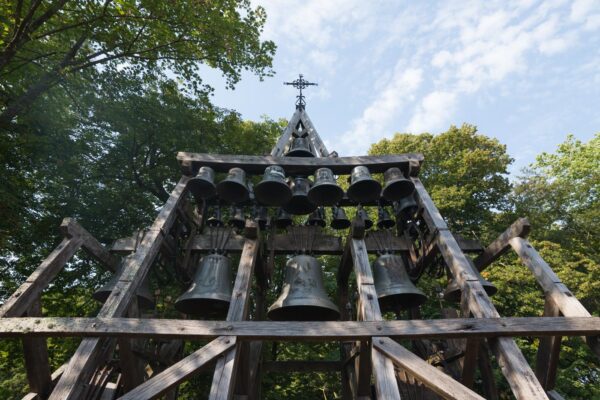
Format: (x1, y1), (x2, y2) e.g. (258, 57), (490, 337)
(188, 163), (415, 212)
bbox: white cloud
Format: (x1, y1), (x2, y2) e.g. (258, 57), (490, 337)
(407, 91), (457, 133)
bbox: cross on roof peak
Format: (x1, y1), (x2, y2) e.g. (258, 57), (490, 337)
(284, 74), (318, 109)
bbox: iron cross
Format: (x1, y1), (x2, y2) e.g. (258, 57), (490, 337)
(284, 74), (318, 109)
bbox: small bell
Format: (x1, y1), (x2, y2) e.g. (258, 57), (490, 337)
(275, 208), (293, 229)
(283, 177), (317, 215)
(255, 165), (292, 206)
(308, 168), (344, 206)
(93, 268), (155, 310)
(216, 168), (249, 204)
(254, 206), (269, 230)
(174, 254), (233, 318)
(372, 254), (427, 312)
(285, 137), (315, 157)
(382, 167), (415, 201)
(188, 166), (216, 200)
(306, 207), (326, 228)
(228, 207), (245, 230)
(206, 206), (224, 227)
(356, 206), (373, 230)
(347, 166), (382, 203)
(267, 255), (340, 321)
(376, 206), (395, 229)
(443, 274), (497, 303)
(330, 206), (351, 230)
(397, 194), (419, 220)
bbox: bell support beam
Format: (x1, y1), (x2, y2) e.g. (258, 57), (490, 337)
(412, 178), (550, 400)
(473, 218), (530, 273)
(509, 237), (600, 358)
(48, 176), (190, 400)
(270, 108), (302, 157)
(177, 152), (423, 176)
(209, 221), (261, 400)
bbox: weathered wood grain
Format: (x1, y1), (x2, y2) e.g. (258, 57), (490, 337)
(473, 218), (530, 272)
(21, 300), (52, 398)
(60, 218), (120, 272)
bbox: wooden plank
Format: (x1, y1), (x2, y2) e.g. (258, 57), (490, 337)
(263, 360), (341, 372)
(350, 238), (401, 400)
(2, 317), (599, 340)
(118, 337), (236, 400)
(473, 218), (530, 272)
(546, 390), (565, 400)
(413, 178), (549, 400)
(177, 152), (423, 175)
(60, 218), (120, 272)
(49, 177), (190, 400)
(478, 341), (499, 400)
(374, 337), (485, 400)
(0, 237), (83, 318)
(536, 299), (562, 390)
(270, 108), (302, 157)
(21, 300), (52, 398)
(210, 226), (260, 400)
(510, 237), (600, 357)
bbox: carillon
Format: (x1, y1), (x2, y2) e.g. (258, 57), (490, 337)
(275, 208), (294, 229)
(228, 206), (245, 230)
(347, 165), (381, 203)
(308, 168), (344, 206)
(285, 136), (315, 157)
(206, 206), (224, 227)
(330, 206), (351, 230)
(356, 205), (373, 230)
(217, 167), (249, 204)
(306, 207), (326, 227)
(283, 177), (317, 215)
(372, 254), (427, 312)
(376, 206), (395, 229)
(188, 166), (216, 199)
(382, 167), (415, 201)
(93, 268), (155, 310)
(255, 165), (292, 206)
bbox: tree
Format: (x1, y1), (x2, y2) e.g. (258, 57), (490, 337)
(369, 124), (513, 238)
(0, 0), (275, 126)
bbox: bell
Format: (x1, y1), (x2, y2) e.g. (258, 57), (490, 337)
(254, 206), (269, 230)
(376, 206), (395, 229)
(308, 168), (344, 206)
(93, 268), (154, 310)
(188, 166), (216, 199)
(372, 254), (427, 312)
(206, 206), (224, 227)
(175, 254), (232, 318)
(228, 207), (245, 230)
(443, 275), (498, 303)
(330, 206), (351, 230)
(283, 177), (317, 215)
(255, 165), (292, 206)
(285, 137), (315, 157)
(217, 168), (249, 204)
(347, 166), (382, 203)
(275, 208), (293, 229)
(267, 255), (340, 321)
(382, 168), (415, 201)
(356, 206), (373, 230)
(397, 194), (419, 219)
(306, 207), (326, 228)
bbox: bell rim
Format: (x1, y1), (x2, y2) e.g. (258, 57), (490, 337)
(174, 296), (231, 316)
(254, 181), (293, 206)
(267, 304), (340, 321)
(382, 180), (416, 201)
(347, 180), (382, 203)
(307, 184), (344, 206)
(216, 181), (249, 204)
(378, 292), (428, 311)
(283, 198), (318, 215)
(285, 149), (315, 157)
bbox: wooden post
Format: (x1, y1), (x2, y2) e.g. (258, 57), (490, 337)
(48, 177), (190, 400)
(535, 299), (562, 390)
(21, 299), (52, 398)
(209, 221), (260, 400)
(413, 178), (549, 399)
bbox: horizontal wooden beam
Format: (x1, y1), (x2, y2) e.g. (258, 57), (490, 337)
(177, 152), (423, 175)
(2, 317), (598, 341)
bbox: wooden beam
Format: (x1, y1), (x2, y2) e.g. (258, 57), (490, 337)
(536, 299), (562, 390)
(21, 300), (52, 398)
(177, 152), (423, 175)
(0, 237), (83, 318)
(374, 337), (485, 400)
(60, 218), (120, 272)
(118, 337), (236, 400)
(2, 317), (598, 340)
(473, 218), (530, 272)
(510, 237), (600, 357)
(210, 224), (260, 400)
(48, 177), (190, 400)
(350, 238), (401, 400)
(413, 178), (549, 400)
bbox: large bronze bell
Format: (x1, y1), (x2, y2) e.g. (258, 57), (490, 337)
(229, 207), (245, 230)
(268, 255), (340, 321)
(175, 254), (232, 318)
(254, 206), (269, 230)
(283, 177), (317, 215)
(93, 268), (154, 310)
(347, 166), (382, 203)
(443, 274), (497, 303)
(308, 168), (344, 206)
(376, 206), (395, 229)
(330, 206), (351, 230)
(382, 168), (415, 201)
(188, 166), (216, 199)
(356, 206), (373, 230)
(372, 254), (427, 312)
(217, 168), (249, 204)
(275, 208), (293, 229)
(286, 137), (315, 157)
(255, 165), (292, 206)
(306, 207), (326, 227)
(206, 206), (224, 227)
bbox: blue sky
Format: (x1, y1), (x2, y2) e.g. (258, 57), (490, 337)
(201, 0), (600, 174)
